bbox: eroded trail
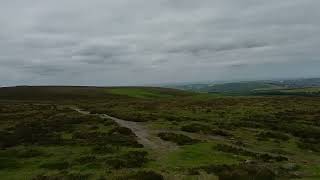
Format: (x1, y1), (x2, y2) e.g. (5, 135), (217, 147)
(71, 107), (175, 150)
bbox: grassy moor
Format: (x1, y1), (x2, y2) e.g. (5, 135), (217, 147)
(0, 86), (320, 179)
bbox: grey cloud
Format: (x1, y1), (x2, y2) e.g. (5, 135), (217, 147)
(23, 65), (65, 76)
(71, 43), (135, 66)
(0, 0), (319, 86)
(165, 41), (269, 56)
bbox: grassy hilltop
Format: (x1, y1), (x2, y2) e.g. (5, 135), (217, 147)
(0, 86), (320, 179)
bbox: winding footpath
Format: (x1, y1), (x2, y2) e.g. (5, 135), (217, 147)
(70, 107), (175, 150)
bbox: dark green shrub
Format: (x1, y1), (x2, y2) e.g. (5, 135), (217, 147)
(72, 131), (142, 147)
(14, 121), (62, 145)
(256, 131), (290, 141)
(106, 134), (143, 147)
(109, 127), (135, 136)
(105, 151), (148, 169)
(32, 174), (62, 180)
(40, 161), (70, 170)
(215, 144), (288, 162)
(198, 164), (275, 180)
(105, 158), (126, 169)
(33, 172), (91, 180)
(187, 168), (201, 175)
(218, 165), (275, 180)
(158, 132), (200, 145)
(0, 158), (20, 170)
(297, 141), (320, 152)
(0, 131), (19, 148)
(73, 155), (97, 164)
(89, 125), (99, 130)
(66, 172), (92, 180)
(91, 145), (117, 154)
(181, 123), (232, 137)
(121, 151), (148, 168)
(128, 170), (164, 180)
(103, 120), (115, 126)
(210, 129), (232, 137)
(269, 149), (292, 155)
(17, 148), (46, 158)
(181, 123), (211, 133)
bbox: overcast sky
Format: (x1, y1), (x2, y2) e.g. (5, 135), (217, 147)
(1, 0), (319, 86)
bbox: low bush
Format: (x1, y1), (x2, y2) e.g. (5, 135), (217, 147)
(73, 155), (97, 164)
(0, 157), (20, 170)
(127, 170), (164, 180)
(33, 172), (91, 180)
(39, 161), (70, 170)
(158, 132), (200, 145)
(218, 165), (275, 180)
(181, 123), (232, 137)
(256, 131), (290, 141)
(105, 151), (148, 169)
(66, 172), (92, 180)
(91, 145), (117, 154)
(269, 149), (293, 155)
(14, 121), (63, 145)
(106, 134), (143, 148)
(181, 123), (211, 133)
(194, 164), (275, 180)
(210, 129), (232, 137)
(103, 120), (115, 126)
(123, 151), (148, 167)
(0, 130), (19, 148)
(105, 158), (126, 169)
(109, 127), (136, 136)
(215, 144), (288, 162)
(72, 130), (142, 147)
(297, 141), (320, 152)
(16, 148), (46, 158)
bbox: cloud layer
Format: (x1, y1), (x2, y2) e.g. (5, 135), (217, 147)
(1, 0), (319, 86)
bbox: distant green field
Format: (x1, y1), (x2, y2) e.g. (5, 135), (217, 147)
(206, 82), (282, 94)
(254, 87), (320, 96)
(106, 87), (192, 98)
(280, 87), (320, 93)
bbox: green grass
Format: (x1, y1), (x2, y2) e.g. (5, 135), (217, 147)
(106, 88), (173, 98)
(149, 143), (242, 170)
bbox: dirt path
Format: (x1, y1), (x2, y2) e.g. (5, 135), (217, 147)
(71, 107), (176, 150)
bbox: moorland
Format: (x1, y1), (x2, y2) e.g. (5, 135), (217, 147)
(0, 86), (320, 179)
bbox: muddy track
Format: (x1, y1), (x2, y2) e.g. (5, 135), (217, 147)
(71, 107), (176, 150)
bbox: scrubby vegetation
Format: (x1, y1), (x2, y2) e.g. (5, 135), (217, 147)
(158, 132), (200, 145)
(193, 163), (277, 180)
(0, 103), (146, 179)
(214, 144), (288, 162)
(256, 131), (290, 141)
(1, 86), (320, 179)
(181, 123), (232, 137)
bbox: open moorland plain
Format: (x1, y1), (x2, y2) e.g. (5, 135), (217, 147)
(0, 86), (320, 179)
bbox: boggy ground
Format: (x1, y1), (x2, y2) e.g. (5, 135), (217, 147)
(0, 86), (320, 179)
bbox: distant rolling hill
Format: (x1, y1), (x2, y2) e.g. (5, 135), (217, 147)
(168, 78), (320, 96)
